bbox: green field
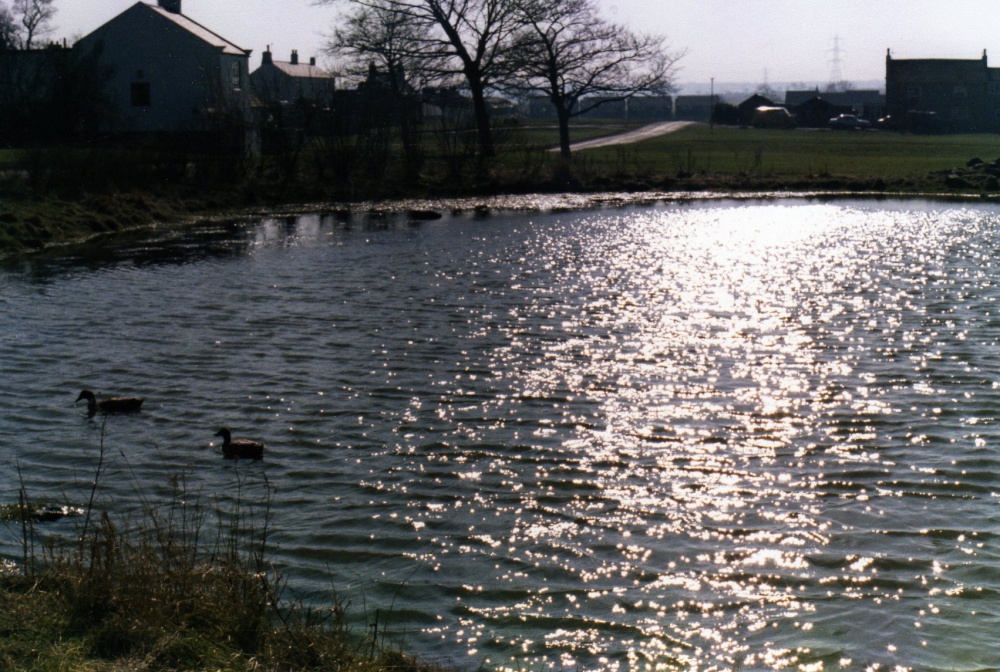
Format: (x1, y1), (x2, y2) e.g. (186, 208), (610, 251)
(565, 123), (1000, 180)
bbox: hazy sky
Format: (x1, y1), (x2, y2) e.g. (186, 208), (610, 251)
(49, 0), (1000, 87)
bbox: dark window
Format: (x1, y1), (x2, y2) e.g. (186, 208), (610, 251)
(131, 82), (151, 107)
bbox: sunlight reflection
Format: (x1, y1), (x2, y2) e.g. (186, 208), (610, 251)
(471, 203), (994, 669)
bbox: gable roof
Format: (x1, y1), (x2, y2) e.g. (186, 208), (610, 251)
(78, 2), (249, 57)
(269, 61), (334, 80)
(146, 3), (248, 56)
(785, 89), (884, 107)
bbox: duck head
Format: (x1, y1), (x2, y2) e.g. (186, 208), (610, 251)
(75, 390), (98, 415)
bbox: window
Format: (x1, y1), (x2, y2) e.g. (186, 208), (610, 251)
(953, 85), (969, 97)
(131, 82), (151, 107)
(907, 85), (922, 99)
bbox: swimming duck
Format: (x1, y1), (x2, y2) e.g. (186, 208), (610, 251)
(214, 428), (265, 460)
(76, 390), (144, 417)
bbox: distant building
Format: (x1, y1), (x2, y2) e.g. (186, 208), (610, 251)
(420, 85), (469, 123)
(578, 97), (627, 119)
(785, 88), (884, 120)
(885, 49), (1000, 132)
(789, 96), (853, 128)
(526, 96), (558, 119)
(75, 0), (253, 137)
(737, 94), (776, 117)
(527, 95), (671, 121)
(251, 48), (336, 106)
(674, 95), (714, 121)
(622, 95), (673, 121)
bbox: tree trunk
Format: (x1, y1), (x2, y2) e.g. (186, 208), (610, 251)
(467, 72), (494, 160)
(557, 103), (572, 160)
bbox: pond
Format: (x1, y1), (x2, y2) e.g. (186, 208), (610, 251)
(2, 197), (999, 671)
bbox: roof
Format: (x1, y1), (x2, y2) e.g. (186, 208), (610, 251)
(785, 89), (884, 107)
(269, 61), (335, 80)
(147, 3), (248, 56)
(77, 2), (250, 56)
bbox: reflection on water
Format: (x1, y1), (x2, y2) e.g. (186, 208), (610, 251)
(2, 198), (1000, 670)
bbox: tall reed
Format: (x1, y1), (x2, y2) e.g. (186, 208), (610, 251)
(0, 424), (447, 671)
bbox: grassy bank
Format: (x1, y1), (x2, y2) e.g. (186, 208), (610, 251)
(0, 434), (446, 672)
(577, 124), (1000, 184)
(3, 123), (1000, 259)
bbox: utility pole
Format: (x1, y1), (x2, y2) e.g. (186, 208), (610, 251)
(710, 77), (715, 132)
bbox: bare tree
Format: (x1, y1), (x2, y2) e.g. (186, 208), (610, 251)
(327, 1), (433, 178)
(510, 0), (683, 160)
(330, 0), (429, 86)
(0, 2), (19, 49)
(6, 0), (55, 50)
(318, 0), (521, 159)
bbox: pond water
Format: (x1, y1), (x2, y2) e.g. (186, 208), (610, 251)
(2, 197), (1000, 671)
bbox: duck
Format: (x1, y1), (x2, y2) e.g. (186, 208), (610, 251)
(76, 390), (145, 417)
(214, 427), (265, 460)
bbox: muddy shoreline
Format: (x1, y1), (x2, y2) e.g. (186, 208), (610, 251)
(2, 173), (998, 261)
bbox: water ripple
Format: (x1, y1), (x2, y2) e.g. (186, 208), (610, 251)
(4, 199), (1000, 670)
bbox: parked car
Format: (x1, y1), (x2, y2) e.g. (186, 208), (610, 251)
(829, 114), (871, 130)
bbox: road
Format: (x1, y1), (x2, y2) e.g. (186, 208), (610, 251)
(552, 120), (695, 153)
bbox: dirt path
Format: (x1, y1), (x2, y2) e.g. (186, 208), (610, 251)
(553, 121), (695, 152)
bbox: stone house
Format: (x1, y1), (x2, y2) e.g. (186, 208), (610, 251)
(885, 49), (1000, 132)
(74, 0), (253, 138)
(250, 48), (336, 106)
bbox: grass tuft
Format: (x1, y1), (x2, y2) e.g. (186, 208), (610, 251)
(0, 431), (450, 672)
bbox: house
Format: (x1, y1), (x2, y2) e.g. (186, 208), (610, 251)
(74, 0), (252, 138)
(420, 85), (468, 124)
(789, 96), (854, 128)
(707, 93), (779, 126)
(784, 88), (884, 120)
(737, 94), (776, 119)
(885, 49), (1000, 132)
(250, 48), (335, 106)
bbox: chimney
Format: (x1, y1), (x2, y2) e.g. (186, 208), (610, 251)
(158, 0), (181, 13)
(262, 46), (272, 66)
(310, 57), (316, 67)
(290, 50), (299, 65)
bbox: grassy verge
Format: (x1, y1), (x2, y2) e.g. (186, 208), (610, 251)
(3, 123), (1000, 259)
(0, 430), (446, 672)
(577, 124), (1000, 180)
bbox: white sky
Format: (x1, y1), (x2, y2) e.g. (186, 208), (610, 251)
(50, 0), (1000, 87)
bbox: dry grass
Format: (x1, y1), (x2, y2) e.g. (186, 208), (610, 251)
(0, 426), (449, 672)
